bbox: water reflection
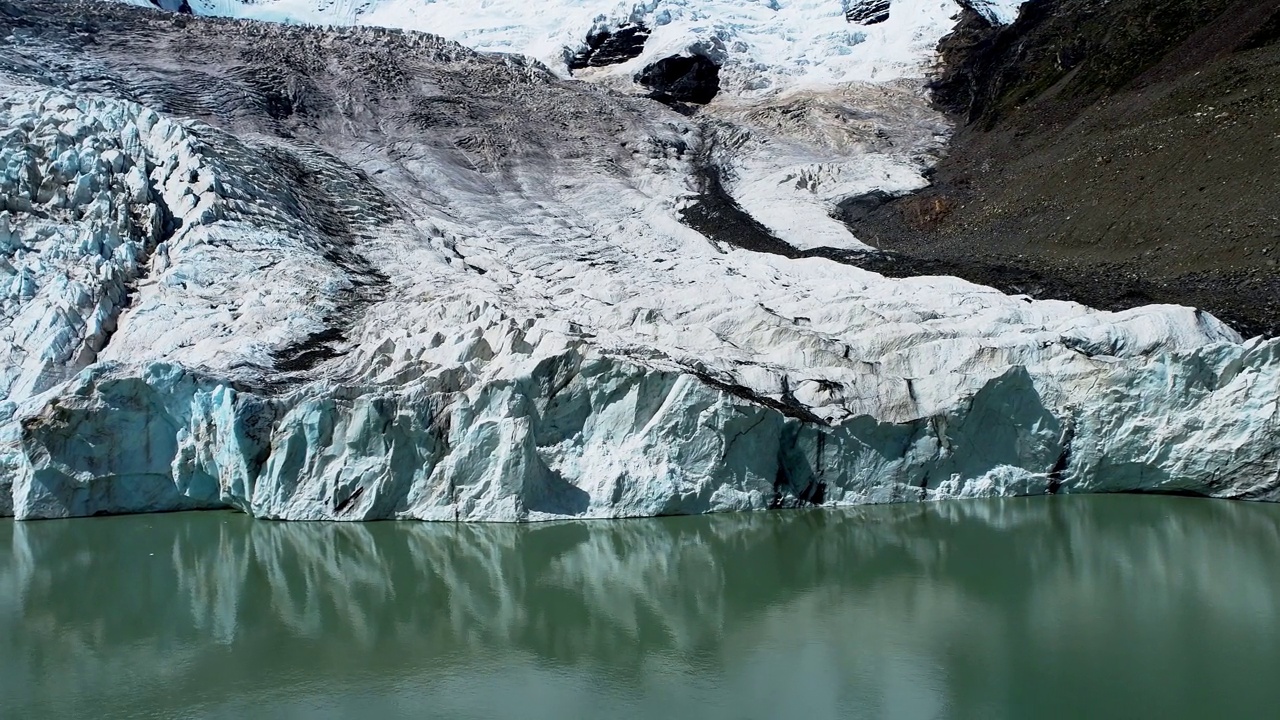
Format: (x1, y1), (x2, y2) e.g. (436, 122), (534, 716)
(2, 496), (1279, 719)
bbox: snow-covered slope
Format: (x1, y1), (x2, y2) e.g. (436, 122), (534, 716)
(1, 1), (1277, 521)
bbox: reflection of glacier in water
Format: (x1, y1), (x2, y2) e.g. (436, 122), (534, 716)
(3, 496), (1280, 718)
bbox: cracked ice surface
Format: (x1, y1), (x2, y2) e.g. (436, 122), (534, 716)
(0, 2), (1277, 520)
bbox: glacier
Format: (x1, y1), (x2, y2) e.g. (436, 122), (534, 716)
(122, 0), (1022, 91)
(0, 0), (1277, 521)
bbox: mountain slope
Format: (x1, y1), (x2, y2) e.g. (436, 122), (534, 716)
(855, 0), (1280, 337)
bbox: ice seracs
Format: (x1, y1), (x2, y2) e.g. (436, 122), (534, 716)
(117, 0), (999, 94)
(2, 1), (1278, 521)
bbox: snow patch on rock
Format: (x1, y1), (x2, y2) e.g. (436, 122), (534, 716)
(961, 0), (1025, 25)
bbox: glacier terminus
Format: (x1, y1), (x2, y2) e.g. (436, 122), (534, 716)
(0, 0), (1277, 521)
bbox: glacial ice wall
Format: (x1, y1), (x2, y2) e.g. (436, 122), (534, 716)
(0, 2), (1277, 520)
(17, 333), (1280, 521)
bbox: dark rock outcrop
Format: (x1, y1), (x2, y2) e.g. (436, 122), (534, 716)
(148, 0), (192, 13)
(836, 190), (900, 227)
(567, 23), (649, 71)
(635, 54), (721, 105)
(844, 0), (890, 26)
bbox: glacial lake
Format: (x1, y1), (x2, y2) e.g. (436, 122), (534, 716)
(2, 495), (1279, 719)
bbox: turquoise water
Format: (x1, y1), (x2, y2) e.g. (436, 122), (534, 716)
(2, 495), (1279, 718)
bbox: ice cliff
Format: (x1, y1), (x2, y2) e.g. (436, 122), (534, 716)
(0, 0), (1276, 520)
